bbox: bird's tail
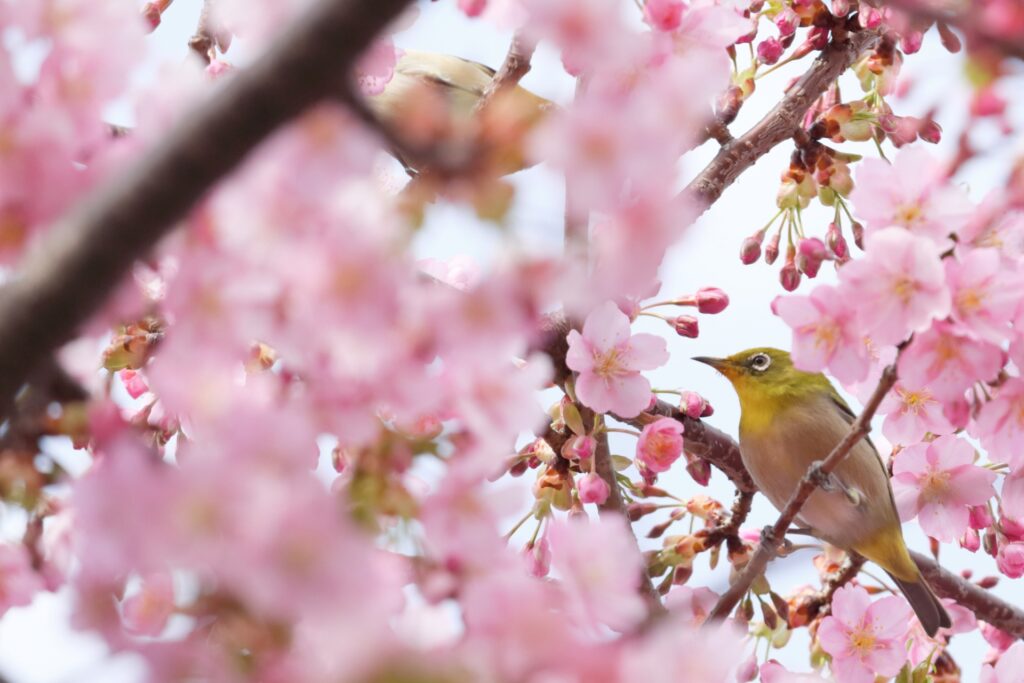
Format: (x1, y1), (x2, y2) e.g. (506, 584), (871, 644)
(887, 572), (951, 637)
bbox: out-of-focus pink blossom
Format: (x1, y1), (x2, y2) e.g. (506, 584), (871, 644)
(774, 284), (871, 384)
(817, 585), (912, 683)
(636, 417), (685, 474)
(891, 435), (997, 542)
(665, 586), (719, 626)
(1002, 472), (1024, 521)
(981, 641), (1024, 683)
(566, 301), (668, 417)
(878, 382), (954, 444)
(996, 541), (1024, 578)
(122, 573), (175, 636)
(0, 544), (44, 615)
(757, 37), (784, 65)
(760, 661), (823, 682)
(644, 0), (685, 31)
(898, 320), (1003, 404)
(458, 0), (488, 17)
(972, 377), (1024, 470)
(577, 472), (610, 505)
(356, 40), (398, 95)
(521, 0), (629, 75)
(849, 147), (973, 248)
(838, 228), (950, 346)
(547, 517), (646, 633)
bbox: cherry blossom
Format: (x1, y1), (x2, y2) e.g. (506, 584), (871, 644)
(878, 381), (954, 445)
(636, 417), (685, 473)
(566, 301), (668, 417)
(773, 284), (870, 383)
(891, 435), (997, 542)
(982, 641), (1024, 683)
(578, 472), (610, 505)
(121, 573), (175, 636)
(973, 377), (1024, 470)
(0, 544), (44, 615)
(945, 247), (1024, 343)
(838, 228), (950, 346)
(897, 320), (1003, 404)
(817, 585), (912, 683)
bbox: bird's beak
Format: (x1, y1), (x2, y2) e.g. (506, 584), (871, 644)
(693, 356), (732, 375)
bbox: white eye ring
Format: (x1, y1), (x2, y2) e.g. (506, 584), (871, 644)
(749, 353), (771, 372)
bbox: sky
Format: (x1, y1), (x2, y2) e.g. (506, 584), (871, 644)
(0, 0), (1022, 681)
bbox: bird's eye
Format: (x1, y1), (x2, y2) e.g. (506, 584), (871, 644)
(749, 353), (771, 372)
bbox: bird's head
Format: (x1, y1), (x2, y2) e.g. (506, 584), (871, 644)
(693, 347), (831, 404)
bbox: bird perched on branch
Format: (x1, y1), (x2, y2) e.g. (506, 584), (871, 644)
(367, 50), (553, 176)
(694, 348), (951, 636)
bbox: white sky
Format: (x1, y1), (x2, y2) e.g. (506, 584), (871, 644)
(0, 0), (1021, 681)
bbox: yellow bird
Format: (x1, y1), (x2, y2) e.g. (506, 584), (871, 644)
(695, 348), (951, 636)
(367, 50), (553, 175)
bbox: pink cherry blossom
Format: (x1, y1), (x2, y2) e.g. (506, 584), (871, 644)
(897, 320), (1003, 404)
(0, 543), (45, 615)
(1002, 471), (1024, 521)
(636, 417), (685, 473)
(849, 147), (973, 247)
(878, 382), (954, 444)
(996, 541), (1024, 578)
(122, 573), (175, 636)
(520, 0), (630, 75)
(644, 0), (685, 31)
(946, 247), (1024, 343)
(547, 517), (646, 633)
(982, 641), (1024, 683)
(760, 661), (823, 682)
(838, 228), (950, 346)
(577, 472), (610, 505)
(773, 284), (870, 384)
(972, 377), (1024, 470)
(891, 435), (997, 542)
(665, 586), (719, 626)
(817, 585), (912, 683)
(566, 301), (668, 417)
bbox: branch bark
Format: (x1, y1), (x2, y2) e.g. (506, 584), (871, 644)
(704, 361), (899, 623)
(682, 28), (881, 215)
(913, 551), (1024, 638)
(0, 0), (414, 421)
(474, 29), (538, 114)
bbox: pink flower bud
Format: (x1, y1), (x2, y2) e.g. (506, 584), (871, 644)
(120, 369), (149, 399)
(984, 529), (998, 556)
(671, 315), (699, 338)
(740, 233), (763, 264)
(832, 0), (851, 15)
(982, 622), (1016, 652)
(918, 119), (942, 144)
(960, 528), (980, 552)
(636, 417), (685, 473)
(972, 87), (1007, 118)
(780, 262), (801, 291)
(850, 221), (865, 250)
(764, 232), (781, 264)
(807, 25), (830, 49)
(796, 237), (827, 278)
(997, 541), (1024, 578)
(562, 434), (596, 462)
(774, 7), (798, 36)
(141, 2), (162, 30)
(756, 37), (784, 65)
(685, 454), (711, 486)
(900, 30), (923, 54)
(861, 7), (883, 29)
(937, 21), (962, 53)
(680, 391), (712, 419)
(970, 505), (994, 530)
(736, 654), (759, 683)
(695, 287), (729, 314)
(644, 0), (686, 31)
(1002, 515), (1024, 541)
(578, 472), (610, 505)
(524, 537), (551, 577)
(458, 0), (487, 17)
(826, 223), (848, 259)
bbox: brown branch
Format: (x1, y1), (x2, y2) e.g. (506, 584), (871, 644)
(0, 0), (415, 422)
(878, 0), (1024, 61)
(704, 361), (899, 624)
(474, 29), (537, 115)
(702, 489), (755, 548)
(682, 28), (881, 215)
(912, 551), (1024, 638)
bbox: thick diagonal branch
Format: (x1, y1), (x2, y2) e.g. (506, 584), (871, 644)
(683, 28), (881, 214)
(704, 362), (899, 623)
(0, 0), (414, 421)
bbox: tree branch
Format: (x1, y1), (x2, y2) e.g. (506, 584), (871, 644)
(913, 551), (1024, 638)
(682, 28), (881, 215)
(0, 0), (415, 422)
(474, 29), (537, 115)
(704, 361), (899, 623)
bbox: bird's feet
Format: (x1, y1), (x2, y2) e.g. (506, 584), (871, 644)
(807, 461), (863, 506)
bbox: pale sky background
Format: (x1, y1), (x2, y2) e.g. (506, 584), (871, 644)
(0, 0), (1021, 681)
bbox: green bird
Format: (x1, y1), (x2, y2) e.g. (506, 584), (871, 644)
(695, 347), (951, 636)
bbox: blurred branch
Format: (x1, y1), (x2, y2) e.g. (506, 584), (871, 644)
(0, 0), (415, 422)
(704, 361), (899, 624)
(879, 0), (1024, 61)
(474, 29), (538, 114)
(913, 551), (1024, 638)
(683, 28), (881, 215)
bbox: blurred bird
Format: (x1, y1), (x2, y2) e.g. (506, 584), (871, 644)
(694, 348), (951, 636)
(367, 50), (553, 176)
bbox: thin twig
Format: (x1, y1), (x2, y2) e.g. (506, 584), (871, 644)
(704, 361), (899, 624)
(473, 29), (538, 115)
(0, 0), (415, 422)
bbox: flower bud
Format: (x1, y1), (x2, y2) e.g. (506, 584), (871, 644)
(764, 232), (781, 264)
(997, 540), (1024, 578)
(524, 537), (551, 577)
(780, 261), (801, 291)
(960, 528), (980, 552)
(969, 505), (994, 530)
(508, 459), (529, 477)
(1002, 514), (1024, 541)
(680, 391), (713, 419)
(900, 30), (923, 54)
(628, 502), (658, 521)
(736, 654), (759, 682)
(685, 456), (711, 486)
(695, 287), (729, 314)
(861, 7), (883, 28)
(740, 233), (764, 264)
(826, 222), (848, 259)
(851, 221), (865, 250)
(832, 0), (851, 15)
(977, 575), (1000, 589)
(983, 529), (998, 556)
(918, 119), (942, 144)
(774, 7), (798, 36)
(796, 237), (827, 278)
(671, 315), (699, 338)
(756, 37), (784, 65)
(937, 21), (962, 53)
(644, 0), (685, 32)
(577, 472), (610, 505)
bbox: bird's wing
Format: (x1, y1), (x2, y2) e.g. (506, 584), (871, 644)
(827, 390), (898, 507)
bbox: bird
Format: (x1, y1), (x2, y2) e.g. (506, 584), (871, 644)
(366, 50), (553, 176)
(694, 347), (951, 636)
